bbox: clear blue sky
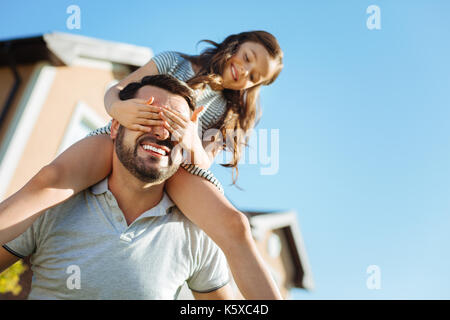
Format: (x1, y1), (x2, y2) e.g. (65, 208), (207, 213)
(1, 0), (449, 299)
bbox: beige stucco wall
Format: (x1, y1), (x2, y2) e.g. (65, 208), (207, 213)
(2, 64), (120, 198)
(0, 64), (37, 143)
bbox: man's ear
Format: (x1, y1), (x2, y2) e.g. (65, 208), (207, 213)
(110, 119), (120, 139)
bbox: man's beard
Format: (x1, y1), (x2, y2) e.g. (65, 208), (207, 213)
(115, 126), (179, 184)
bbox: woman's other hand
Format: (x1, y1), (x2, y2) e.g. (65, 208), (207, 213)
(160, 105), (204, 153)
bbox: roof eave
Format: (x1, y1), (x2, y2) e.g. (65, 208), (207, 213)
(43, 32), (152, 67)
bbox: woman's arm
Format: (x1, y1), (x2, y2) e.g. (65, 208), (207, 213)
(105, 60), (159, 119)
(165, 168), (282, 299)
(184, 137), (223, 170)
(0, 135), (113, 245)
(202, 134), (225, 168)
(159, 105), (225, 170)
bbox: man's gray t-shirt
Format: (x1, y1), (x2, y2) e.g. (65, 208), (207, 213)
(3, 178), (230, 299)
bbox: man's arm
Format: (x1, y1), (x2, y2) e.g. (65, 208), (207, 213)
(0, 246), (20, 273)
(192, 283), (235, 300)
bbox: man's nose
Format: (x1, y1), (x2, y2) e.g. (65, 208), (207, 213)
(148, 124), (170, 141)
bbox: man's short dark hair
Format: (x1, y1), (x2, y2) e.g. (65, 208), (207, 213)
(119, 74), (196, 111)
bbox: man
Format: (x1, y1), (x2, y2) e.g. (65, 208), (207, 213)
(0, 74), (234, 300)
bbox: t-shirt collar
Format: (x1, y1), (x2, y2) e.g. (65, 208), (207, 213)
(90, 178), (176, 216)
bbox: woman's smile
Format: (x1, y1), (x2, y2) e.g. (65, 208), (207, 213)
(231, 63), (239, 81)
(222, 41), (278, 91)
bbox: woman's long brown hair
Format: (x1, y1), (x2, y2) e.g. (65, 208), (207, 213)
(181, 31), (283, 184)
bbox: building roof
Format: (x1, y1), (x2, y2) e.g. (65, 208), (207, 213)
(0, 32), (152, 67)
(244, 210), (314, 290)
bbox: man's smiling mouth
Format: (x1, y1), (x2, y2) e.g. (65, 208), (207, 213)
(139, 141), (171, 158)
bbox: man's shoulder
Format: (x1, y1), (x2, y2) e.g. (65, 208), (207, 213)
(39, 191), (89, 225)
(52, 190), (88, 213)
(167, 206), (198, 227)
(167, 206), (210, 241)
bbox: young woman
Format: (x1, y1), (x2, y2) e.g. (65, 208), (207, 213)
(0, 31), (284, 299)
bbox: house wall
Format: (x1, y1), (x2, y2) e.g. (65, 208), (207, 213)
(254, 228), (293, 299)
(0, 64), (37, 144)
(1, 63), (118, 199)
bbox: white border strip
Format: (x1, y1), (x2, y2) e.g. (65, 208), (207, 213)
(0, 64), (56, 200)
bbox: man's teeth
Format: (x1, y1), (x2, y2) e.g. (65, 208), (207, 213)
(142, 144), (166, 156)
(231, 65), (237, 80)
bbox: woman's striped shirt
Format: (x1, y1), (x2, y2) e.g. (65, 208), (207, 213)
(88, 51), (226, 193)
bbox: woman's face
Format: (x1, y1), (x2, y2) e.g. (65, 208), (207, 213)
(222, 41), (279, 91)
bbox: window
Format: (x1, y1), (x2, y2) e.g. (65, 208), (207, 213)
(57, 101), (108, 155)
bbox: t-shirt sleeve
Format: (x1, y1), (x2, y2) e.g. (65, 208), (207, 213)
(2, 223), (38, 259)
(151, 51), (180, 76)
(186, 232), (230, 293)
